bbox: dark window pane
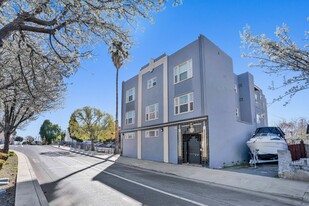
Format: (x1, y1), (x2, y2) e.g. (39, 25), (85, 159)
(190, 102), (193, 111)
(179, 71), (187, 81)
(180, 104), (188, 113)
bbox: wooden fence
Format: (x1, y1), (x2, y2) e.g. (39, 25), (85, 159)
(288, 140), (307, 161)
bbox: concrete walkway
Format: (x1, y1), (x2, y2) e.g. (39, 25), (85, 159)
(13, 150), (49, 206)
(14, 145), (309, 205)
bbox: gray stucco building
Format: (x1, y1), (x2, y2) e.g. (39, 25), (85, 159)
(121, 35), (267, 168)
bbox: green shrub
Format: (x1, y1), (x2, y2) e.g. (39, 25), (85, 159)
(0, 152), (9, 161)
(9, 151), (14, 157)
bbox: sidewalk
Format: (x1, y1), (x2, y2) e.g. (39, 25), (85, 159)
(57, 145), (309, 205)
(14, 151), (49, 206)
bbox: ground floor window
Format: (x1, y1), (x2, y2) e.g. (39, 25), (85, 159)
(145, 130), (159, 138)
(124, 132), (135, 139)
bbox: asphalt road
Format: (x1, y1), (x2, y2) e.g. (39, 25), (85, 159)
(13, 145), (294, 206)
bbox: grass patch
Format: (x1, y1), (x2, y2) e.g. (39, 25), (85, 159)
(0, 151), (18, 206)
(0, 152), (9, 161)
(8, 151), (14, 157)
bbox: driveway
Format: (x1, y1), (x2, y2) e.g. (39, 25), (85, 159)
(221, 162), (278, 178)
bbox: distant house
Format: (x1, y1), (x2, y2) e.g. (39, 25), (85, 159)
(121, 35), (267, 168)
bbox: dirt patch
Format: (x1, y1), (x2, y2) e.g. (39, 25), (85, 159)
(0, 152), (18, 206)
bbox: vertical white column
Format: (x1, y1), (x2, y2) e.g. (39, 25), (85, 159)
(202, 121), (207, 165)
(137, 65), (143, 160)
(178, 126), (182, 163)
(137, 130), (141, 159)
(162, 56), (169, 163)
(163, 127), (168, 162)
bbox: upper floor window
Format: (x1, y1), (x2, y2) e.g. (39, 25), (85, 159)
(234, 85), (238, 93)
(125, 111), (135, 125)
(174, 93), (194, 115)
(174, 59), (192, 84)
(145, 130), (159, 138)
(126, 88), (135, 103)
(124, 132), (135, 139)
(147, 77), (157, 89)
(146, 103), (159, 121)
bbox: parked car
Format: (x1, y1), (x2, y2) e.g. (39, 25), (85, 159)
(95, 143), (106, 147)
(105, 142), (115, 148)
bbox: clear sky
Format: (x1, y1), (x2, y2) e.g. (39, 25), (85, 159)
(17, 0), (309, 137)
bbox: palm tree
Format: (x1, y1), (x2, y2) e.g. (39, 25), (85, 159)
(109, 41), (129, 154)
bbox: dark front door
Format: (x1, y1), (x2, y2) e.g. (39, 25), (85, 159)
(183, 134), (201, 164)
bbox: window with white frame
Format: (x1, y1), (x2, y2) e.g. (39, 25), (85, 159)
(124, 132), (135, 139)
(126, 88), (135, 103)
(147, 77), (157, 89)
(145, 130), (159, 138)
(174, 93), (194, 115)
(174, 59), (193, 84)
(146, 103), (159, 121)
(125, 111), (135, 125)
(234, 85), (238, 93)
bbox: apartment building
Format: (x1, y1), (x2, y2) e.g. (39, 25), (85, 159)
(121, 35), (267, 168)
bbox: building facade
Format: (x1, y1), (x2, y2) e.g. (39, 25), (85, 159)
(121, 35), (267, 168)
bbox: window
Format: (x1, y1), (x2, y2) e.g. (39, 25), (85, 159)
(234, 85), (238, 93)
(126, 88), (135, 103)
(145, 130), (159, 138)
(124, 133), (135, 139)
(125, 111), (135, 125)
(174, 59), (192, 84)
(236, 108), (239, 117)
(147, 77), (157, 89)
(174, 93), (193, 115)
(256, 114), (261, 124)
(255, 93), (259, 102)
(146, 103), (159, 121)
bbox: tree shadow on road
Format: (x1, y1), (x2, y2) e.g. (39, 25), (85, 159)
(39, 154), (116, 203)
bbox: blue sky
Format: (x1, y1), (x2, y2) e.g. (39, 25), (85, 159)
(18, 0), (309, 137)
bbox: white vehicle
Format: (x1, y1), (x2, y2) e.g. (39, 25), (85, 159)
(247, 127), (288, 160)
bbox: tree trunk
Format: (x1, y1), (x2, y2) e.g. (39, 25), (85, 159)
(3, 129), (11, 154)
(91, 139), (95, 151)
(115, 68), (120, 154)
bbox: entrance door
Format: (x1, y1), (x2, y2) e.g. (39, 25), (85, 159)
(183, 134), (201, 164)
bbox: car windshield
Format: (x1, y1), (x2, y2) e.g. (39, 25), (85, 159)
(254, 127), (285, 138)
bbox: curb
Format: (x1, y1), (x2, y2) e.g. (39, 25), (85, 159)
(13, 150), (49, 206)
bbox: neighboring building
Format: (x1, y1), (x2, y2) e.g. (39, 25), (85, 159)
(121, 35), (267, 168)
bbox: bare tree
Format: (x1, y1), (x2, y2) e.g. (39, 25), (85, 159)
(0, 1), (182, 80)
(276, 118), (309, 144)
(240, 18), (309, 105)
